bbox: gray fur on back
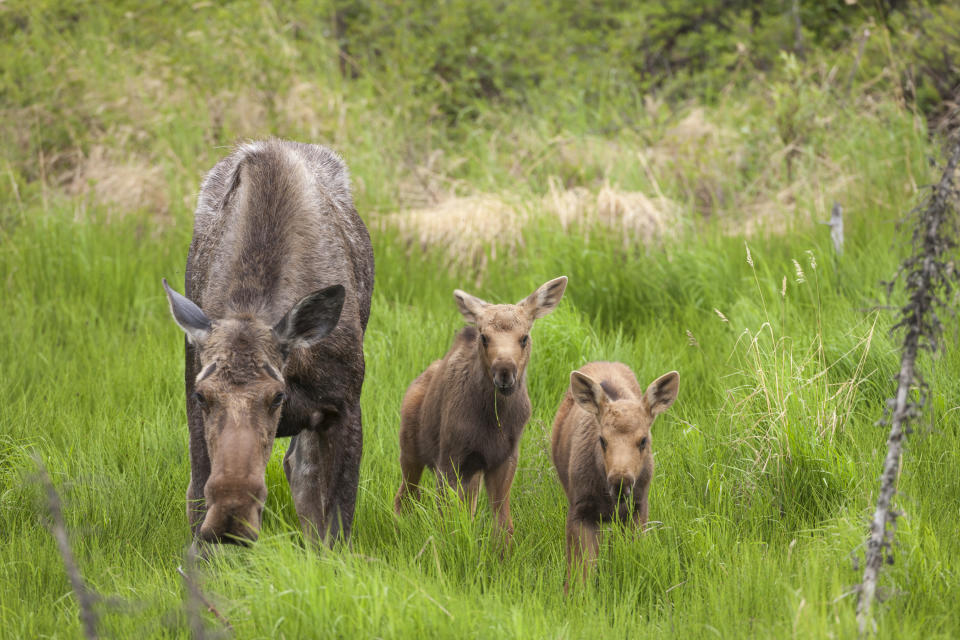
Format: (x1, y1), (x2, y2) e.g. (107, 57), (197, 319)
(186, 140), (372, 327)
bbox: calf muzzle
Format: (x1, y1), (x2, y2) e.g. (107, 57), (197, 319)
(492, 363), (518, 395)
(607, 473), (636, 500)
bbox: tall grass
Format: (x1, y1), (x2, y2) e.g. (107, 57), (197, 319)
(1, 2), (959, 638)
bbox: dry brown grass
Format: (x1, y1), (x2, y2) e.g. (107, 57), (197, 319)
(381, 193), (529, 281)
(67, 145), (170, 223)
(545, 176), (676, 246)
(382, 175), (679, 274)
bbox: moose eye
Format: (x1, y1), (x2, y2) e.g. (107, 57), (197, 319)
(519, 335), (529, 348)
(638, 436), (648, 451)
(270, 392), (286, 410)
(480, 334), (489, 347)
(599, 436), (607, 451)
(192, 391), (208, 409)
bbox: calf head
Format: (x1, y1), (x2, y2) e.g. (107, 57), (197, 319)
(570, 370), (679, 499)
(163, 279), (345, 544)
(454, 276), (567, 396)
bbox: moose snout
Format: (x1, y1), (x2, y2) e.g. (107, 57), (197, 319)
(491, 362), (518, 395)
(200, 478), (266, 545)
(607, 472), (637, 499)
(199, 500), (264, 545)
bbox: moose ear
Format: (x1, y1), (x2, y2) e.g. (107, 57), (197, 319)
(273, 284), (345, 358)
(644, 371), (679, 416)
(453, 289), (489, 325)
(163, 278), (211, 345)
(570, 371), (606, 417)
(520, 276), (567, 320)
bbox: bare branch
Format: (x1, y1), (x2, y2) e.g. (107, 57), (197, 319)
(177, 547), (234, 636)
(856, 141), (960, 634)
(33, 457), (100, 640)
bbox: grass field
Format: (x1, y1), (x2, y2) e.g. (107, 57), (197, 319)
(2, 2), (960, 638)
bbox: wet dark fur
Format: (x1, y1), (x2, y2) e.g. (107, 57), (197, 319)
(181, 140), (373, 543)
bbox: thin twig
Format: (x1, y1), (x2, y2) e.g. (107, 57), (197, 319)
(177, 559), (234, 634)
(846, 28), (871, 97)
(33, 457), (100, 640)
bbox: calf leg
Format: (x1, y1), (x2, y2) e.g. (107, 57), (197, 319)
(394, 451), (425, 514)
(565, 515), (599, 593)
(464, 473), (482, 517)
(484, 451), (518, 541)
(284, 407), (362, 547)
(394, 411), (425, 514)
(633, 482), (650, 532)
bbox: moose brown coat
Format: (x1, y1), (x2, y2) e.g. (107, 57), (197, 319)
(393, 277), (567, 539)
(164, 140), (373, 546)
(551, 361), (678, 585)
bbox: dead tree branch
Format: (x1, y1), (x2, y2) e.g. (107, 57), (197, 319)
(178, 548), (233, 636)
(33, 457), (100, 640)
(856, 141), (960, 634)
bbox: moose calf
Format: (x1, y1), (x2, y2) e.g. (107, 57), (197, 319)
(394, 276), (568, 540)
(551, 361), (679, 586)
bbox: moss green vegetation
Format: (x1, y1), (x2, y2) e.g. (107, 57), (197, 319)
(1, 1), (959, 638)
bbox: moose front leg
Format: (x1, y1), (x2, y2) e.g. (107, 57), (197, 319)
(633, 482), (651, 532)
(186, 427), (210, 536)
(484, 451), (518, 542)
(283, 408), (362, 547)
(184, 340), (210, 537)
(464, 473), (482, 517)
(565, 515), (599, 593)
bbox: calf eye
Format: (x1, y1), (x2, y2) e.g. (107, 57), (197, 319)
(192, 391), (207, 410)
(638, 436), (648, 451)
(271, 392), (286, 410)
(519, 335), (529, 348)
(599, 436), (607, 451)
(480, 334), (489, 347)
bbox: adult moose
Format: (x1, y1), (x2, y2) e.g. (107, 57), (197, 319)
(163, 140), (373, 547)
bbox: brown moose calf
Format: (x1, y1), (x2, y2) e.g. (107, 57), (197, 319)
(394, 276), (568, 541)
(551, 361), (679, 586)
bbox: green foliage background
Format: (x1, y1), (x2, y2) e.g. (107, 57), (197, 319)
(1, 1), (958, 638)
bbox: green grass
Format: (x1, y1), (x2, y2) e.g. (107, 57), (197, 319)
(2, 2), (959, 638)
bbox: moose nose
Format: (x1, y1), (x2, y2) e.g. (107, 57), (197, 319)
(492, 363), (517, 394)
(607, 473), (636, 498)
(198, 496), (264, 545)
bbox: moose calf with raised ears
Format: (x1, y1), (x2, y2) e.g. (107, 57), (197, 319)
(551, 362), (679, 587)
(393, 277), (568, 541)
(163, 140), (373, 548)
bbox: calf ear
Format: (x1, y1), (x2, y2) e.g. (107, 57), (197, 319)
(163, 278), (211, 345)
(644, 371), (679, 416)
(521, 276), (567, 320)
(273, 284), (345, 357)
(570, 371), (606, 417)
(453, 289), (489, 325)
